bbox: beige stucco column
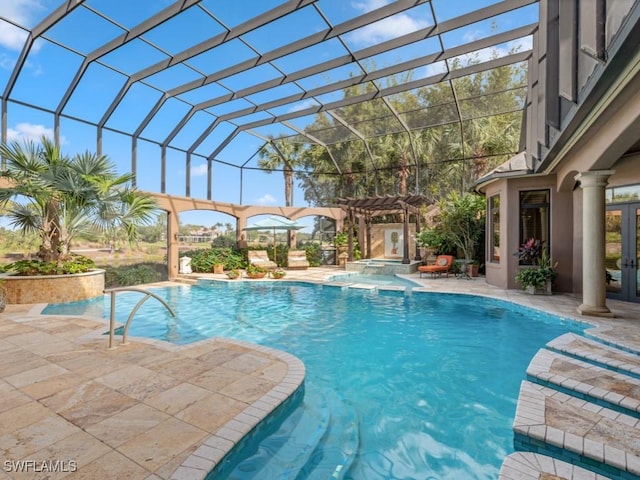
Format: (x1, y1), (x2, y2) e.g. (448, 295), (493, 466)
(575, 170), (615, 317)
(167, 210), (180, 279)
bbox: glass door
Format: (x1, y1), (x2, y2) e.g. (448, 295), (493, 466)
(606, 204), (640, 302)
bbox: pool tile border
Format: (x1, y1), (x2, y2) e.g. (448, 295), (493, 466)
(168, 338), (305, 480)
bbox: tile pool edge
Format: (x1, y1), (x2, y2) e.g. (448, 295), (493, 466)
(168, 337), (306, 480)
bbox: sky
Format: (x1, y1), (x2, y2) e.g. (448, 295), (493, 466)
(0, 0), (537, 231)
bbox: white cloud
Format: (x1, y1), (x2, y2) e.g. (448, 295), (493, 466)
(347, 14), (429, 47)
(7, 122), (54, 143)
(351, 0), (391, 13)
(449, 36), (533, 70)
(0, 0), (45, 51)
(287, 99), (318, 113)
(347, 0), (429, 47)
(463, 30), (485, 43)
(191, 163), (208, 177)
(256, 193), (277, 205)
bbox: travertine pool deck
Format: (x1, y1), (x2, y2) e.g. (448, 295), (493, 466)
(2, 266), (640, 479)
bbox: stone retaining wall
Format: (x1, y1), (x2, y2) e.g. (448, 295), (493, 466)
(2, 270), (105, 304)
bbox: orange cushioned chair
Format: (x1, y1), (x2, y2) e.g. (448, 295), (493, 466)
(418, 255), (455, 278)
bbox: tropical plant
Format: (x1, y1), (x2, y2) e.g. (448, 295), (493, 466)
(258, 138), (304, 207)
(180, 248), (244, 272)
(271, 267), (286, 279)
(103, 263), (164, 288)
(414, 227), (444, 250)
(334, 230), (349, 247)
(246, 263), (268, 275)
(4, 255), (95, 276)
(0, 136), (158, 265)
(436, 192), (486, 261)
(515, 250), (557, 290)
(516, 238), (544, 265)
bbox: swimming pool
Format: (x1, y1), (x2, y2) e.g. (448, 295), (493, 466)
(43, 281), (584, 479)
(326, 273), (420, 288)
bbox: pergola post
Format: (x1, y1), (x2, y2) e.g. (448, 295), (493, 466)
(358, 215), (367, 259)
(402, 206), (410, 264)
(414, 212), (422, 261)
(365, 215), (372, 259)
(347, 210), (354, 262)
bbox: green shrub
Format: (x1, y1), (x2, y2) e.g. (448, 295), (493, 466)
(4, 255), (96, 276)
(180, 248), (245, 272)
(303, 243), (322, 267)
(104, 263), (164, 288)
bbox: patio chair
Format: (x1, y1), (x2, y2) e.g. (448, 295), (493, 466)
(248, 250), (277, 269)
(418, 255), (455, 278)
(287, 250), (309, 269)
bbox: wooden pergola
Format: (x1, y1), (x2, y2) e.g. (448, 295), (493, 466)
(336, 195), (430, 264)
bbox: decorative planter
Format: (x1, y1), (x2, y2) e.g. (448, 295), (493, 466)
(213, 264), (224, 274)
(226, 271), (240, 280)
(468, 263), (479, 277)
(1, 270), (105, 304)
(271, 271), (286, 279)
(525, 279), (552, 295)
(246, 272), (267, 279)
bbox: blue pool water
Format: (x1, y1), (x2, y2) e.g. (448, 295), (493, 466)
(43, 281), (584, 479)
(326, 273), (420, 288)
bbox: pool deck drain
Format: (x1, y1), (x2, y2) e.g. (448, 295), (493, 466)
(4, 267), (640, 479)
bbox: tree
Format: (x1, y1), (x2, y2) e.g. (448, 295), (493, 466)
(294, 57), (526, 206)
(0, 136), (158, 263)
(258, 138), (304, 207)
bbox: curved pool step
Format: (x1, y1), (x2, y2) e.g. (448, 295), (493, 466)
(295, 390), (360, 480)
(547, 333), (640, 378)
(217, 389), (360, 480)
(223, 392), (331, 480)
(513, 380), (640, 479)
(500, 452), (612, 479)
(527, 349), (640, 417)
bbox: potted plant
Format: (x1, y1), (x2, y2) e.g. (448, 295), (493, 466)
(213, 263), (224, 274)
(414, 227), (443, 260)
(271, 268), (286, 279)
(466, 260), (480, 277)
(226, 269), (240, 280)
(245, 263), (268, 279)
(515, 240), (557, 294)
(334, 230), (349, 254)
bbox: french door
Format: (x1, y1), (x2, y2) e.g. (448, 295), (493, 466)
(605, 203), (640, 302)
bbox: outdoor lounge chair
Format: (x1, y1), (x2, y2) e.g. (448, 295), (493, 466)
(248, 250), (277, 269)
(418, 255), (454, 278)
(287, 250), (309, 269)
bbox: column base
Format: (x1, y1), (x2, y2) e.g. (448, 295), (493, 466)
(576, 304), (615, 318)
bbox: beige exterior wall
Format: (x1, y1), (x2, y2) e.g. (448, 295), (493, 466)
(369, 223), (417, 259)
(484, 175), (575, 292)
(485, 155), (640, 294)
(608, 154), (640, 188)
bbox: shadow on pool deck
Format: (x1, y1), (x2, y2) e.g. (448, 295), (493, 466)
(2, 266), (640, 479)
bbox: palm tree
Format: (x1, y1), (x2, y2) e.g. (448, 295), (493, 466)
(0, 136), (158, 263)
(258, 137), (304, 207)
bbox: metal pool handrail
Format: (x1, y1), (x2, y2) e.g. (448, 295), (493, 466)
(104, 287), (176, 350)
